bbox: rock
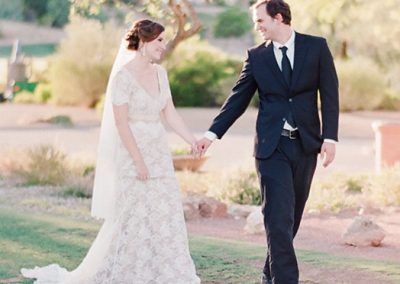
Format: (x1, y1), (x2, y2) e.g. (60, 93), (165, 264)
(182, 194), (227, 219)
(342, 215), (386, 247)
(182, 200), (200, 221)
(244, 208), (265, 234)
(182, 195), (201, 221)
(198, 196), (227, 218)
(228, 203), (259, 218)
(306, 208), (321, 216)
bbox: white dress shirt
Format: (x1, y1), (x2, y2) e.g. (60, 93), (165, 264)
(205, 29), (336, 144)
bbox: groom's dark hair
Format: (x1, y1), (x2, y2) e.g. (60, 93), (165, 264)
(252, 0), (292, 25)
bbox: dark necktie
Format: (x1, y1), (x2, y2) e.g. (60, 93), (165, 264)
(280, 46), (292, 85)
(279, 46), (296, 127)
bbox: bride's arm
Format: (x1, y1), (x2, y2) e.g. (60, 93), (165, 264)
(113, 104), (149, 179)
(162, 99), (197, 146)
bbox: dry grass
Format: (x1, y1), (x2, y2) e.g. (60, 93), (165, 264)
(0, 145), (94, 197)
(178, 167), (400, 211)
(1, 145), (399, 211)
(308, 167), (400, 211)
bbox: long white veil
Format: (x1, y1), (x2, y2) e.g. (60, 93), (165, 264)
(91, 38), (136, 220)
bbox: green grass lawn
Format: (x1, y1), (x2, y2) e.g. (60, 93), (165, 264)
(0, 43), (56, 58)
(1, 208), (399, 283)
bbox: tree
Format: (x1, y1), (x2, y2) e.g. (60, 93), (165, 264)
(71, 0), (202, 59)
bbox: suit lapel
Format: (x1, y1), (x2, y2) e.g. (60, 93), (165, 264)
(291, 32), (308, 90)
(260, 42), (288, 88)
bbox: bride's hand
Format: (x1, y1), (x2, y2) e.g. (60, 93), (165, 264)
(136, 160), (150, 181)
(190, 141), (200, 159)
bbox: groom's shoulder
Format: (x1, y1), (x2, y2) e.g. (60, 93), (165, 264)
(248, 42), (268, 54)
(296, 32), (327, 45)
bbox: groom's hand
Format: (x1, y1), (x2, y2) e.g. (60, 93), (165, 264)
(197, 138), (212, 157)
(319, 142), (336, 168)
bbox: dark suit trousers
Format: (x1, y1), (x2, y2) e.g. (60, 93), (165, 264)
(256, 135), (318, 284)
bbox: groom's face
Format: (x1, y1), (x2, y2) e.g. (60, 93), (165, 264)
(253, 4), (278, 41)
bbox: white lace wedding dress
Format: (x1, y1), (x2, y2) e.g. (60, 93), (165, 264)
(21, 64), (201, 284)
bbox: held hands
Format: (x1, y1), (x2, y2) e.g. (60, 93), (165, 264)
(196, 137), (212, 158)
(319, 142), (336, 168)
(189, 138), (212, 159)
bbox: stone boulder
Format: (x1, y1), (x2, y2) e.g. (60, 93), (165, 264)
(182, 198), (201, 221)
(342, 215), (386, 247)
(198, 196), (227, 218)
(244, 208), (264, 234)
(228, 204), (260, 219)
(182, 194), (227, 220)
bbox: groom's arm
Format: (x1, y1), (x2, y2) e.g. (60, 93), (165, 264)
(208, 50), (258, 139)
(319, 39), (339, 142)
(318, 38), (339, 167)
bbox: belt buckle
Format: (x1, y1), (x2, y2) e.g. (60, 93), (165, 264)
(289, 130), (296, 139)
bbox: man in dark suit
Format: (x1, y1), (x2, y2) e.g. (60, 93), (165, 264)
(197, 0), (339, 283)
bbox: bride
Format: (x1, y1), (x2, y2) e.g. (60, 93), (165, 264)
(21, 19), (201, 284)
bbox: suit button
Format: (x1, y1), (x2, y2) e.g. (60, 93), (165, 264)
(282, 118), (286, 122)
(289, 98), (292, 102)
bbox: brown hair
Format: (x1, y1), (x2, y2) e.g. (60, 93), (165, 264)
(125, 19), (165, 50)
(252, 0), (291, 25)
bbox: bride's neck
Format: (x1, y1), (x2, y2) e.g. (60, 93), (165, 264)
(134, 53), (153, 69)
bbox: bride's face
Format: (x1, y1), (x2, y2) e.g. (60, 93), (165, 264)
(143, 32), (166, 61)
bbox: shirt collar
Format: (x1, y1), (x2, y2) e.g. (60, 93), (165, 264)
(272, 29), (295, 49)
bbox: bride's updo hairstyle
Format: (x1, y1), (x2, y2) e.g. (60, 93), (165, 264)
(125, 19), (165, 51)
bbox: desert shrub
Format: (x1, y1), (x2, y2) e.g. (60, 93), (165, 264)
(13, 91), (40, 104)
(214, 7), (252, 38)
(16, 145), (68, 186)
(369, 166), (400, 206)
(49, 16), (122, 107)
(222, 169), (261, 205)
(39, 0), (70, 27)
(378, 89), (400, 110)
(38, 115), (73, 127)
(336, 57), (388, 111)
(33, 82), (52, 103)
(2, 145), (95, 195)
(165, 36), (242, 106)
(95, 93), (106, 116)
(0, 0), (23, 20)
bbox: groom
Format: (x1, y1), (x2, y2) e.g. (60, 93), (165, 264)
(197, 0), (339, 283)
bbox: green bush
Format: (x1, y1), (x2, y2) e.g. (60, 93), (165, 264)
(165, 36), (242, 107)
(33, 82), (52, 103)
(39, 0), (70, 28)
(214, 7), (252, 38)
(336, 57), (389, 111)
(223, 170), (261, 205)
(49, 16), (122, 107)
(0, 0), (23, 20)
(40, 115), (74, 127)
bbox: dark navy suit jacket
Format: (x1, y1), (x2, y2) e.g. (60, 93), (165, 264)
(209, 32), (339, 159)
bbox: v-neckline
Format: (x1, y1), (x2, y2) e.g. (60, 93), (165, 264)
(125, 64), (161, 100)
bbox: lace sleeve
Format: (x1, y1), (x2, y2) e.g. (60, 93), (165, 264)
(111, 69), (131, 105)
(158, 65), (172, 100)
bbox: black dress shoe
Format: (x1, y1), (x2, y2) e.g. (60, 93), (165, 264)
(261, 274), (272, 284)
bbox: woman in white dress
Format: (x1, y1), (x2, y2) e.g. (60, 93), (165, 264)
(21, 19), (201, 284)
